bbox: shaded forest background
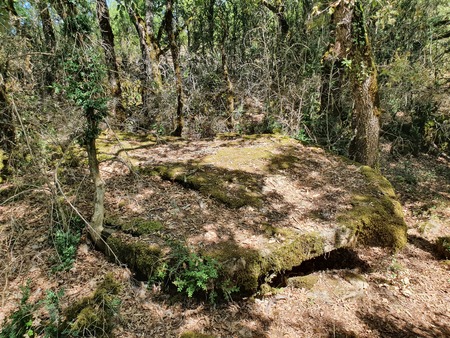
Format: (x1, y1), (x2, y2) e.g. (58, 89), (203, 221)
(1, 0), (449, 176)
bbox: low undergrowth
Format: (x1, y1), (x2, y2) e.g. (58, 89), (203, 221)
(147, 242), (235, 303)
(50, 216), (84, 272)
(0, 275), (121, 338)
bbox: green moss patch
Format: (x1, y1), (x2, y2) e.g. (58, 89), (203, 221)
(64, 273), (121, 337)
(436, 236), (450, 259)
(337, 166), (407, 251)
(0, 149), (4, 174)
(264, 231), (325, 272)
(286, 275), (319, 290)
(204, 242), (263, 293)
(153, 163), (264, 208)
(107, 232), (165, 279)
(106, 217), (164, 236)
(203, 232), (325, 293)
(180, 331), (216, 338)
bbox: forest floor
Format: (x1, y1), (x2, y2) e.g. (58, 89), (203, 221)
(0, 134), (449, 338)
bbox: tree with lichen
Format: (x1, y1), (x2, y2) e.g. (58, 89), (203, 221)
(321, 0), (380, 168)
(62, 49), (108, 246)
(58, 0), (109, 247)
(96, 0), (126, 124)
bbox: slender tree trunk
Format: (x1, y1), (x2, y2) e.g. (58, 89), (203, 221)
(165, 0), (184, 136)
(0, 74), (15, 162)
(37, 0), (56, 92)
(85, 110), (105, 246)
(127, 4), (162, 122)
(1, 2), (16, 171)
(96, 0), (126, 124)
(221, 40), (235, 130)
(321, 0), (380, 168)
(207, 0), (215, 48)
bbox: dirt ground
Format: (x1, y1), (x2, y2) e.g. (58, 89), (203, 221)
(0, 135), (449, 337)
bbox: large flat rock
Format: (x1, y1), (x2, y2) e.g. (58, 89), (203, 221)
(101, 134), (407, 293)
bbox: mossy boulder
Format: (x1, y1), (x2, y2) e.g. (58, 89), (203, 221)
(106, 135), (407, 296)
(337, 166), (407, 251)
(436, 236), (450, 259)
(107, 232), (165, 279)
(64, 274), (121, 337)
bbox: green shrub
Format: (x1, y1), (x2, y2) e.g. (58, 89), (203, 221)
(51, 229), (81, 272)
(50, 214), (83, 272)
(150, 243), (239, 303)
(42, 289), (65, 337)
(0, 281), (36, 338)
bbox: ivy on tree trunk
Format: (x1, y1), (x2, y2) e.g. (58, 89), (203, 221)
(322, 0), (380, 168)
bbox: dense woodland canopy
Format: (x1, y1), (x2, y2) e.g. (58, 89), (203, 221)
(1, 0), (449, 162)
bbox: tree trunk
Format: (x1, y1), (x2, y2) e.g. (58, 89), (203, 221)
(322, 0), (380, 168)
(0, 74), (15, 160)
(1, 5), (16, 169)
(348, 2), (380, 168)
(221, 39), (235, 130)
(207, 0), (215, 47)
(127, 4), (162, 122)
(85, 110), (105, 246)
(37, 0), (56, 93)
(165, 0), (184, 137)
(96, 0), (125, 124)
(262, 0), (289, 39)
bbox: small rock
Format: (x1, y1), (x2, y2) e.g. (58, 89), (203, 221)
(78, 243), (89, 254)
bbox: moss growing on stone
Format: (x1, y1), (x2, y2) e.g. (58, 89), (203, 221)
(436, 236), (450, 259)
(337, 166), (407, 251)
(153, 164), (264, 208)
(264, 230), (325, 272)
(204, 242), (263, 293)
(286, 275), (319, 290)
(107, 233), (163, 279)
(64, 273), (121, 337)
(180, 331), (216, 338)
(108, 218), (164, 236)
(203, 232), (325, 294)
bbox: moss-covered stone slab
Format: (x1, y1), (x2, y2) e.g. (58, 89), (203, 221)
(286, 275), (319, 290)
(105, 134), (407, 295)
(152, 164), (264, 208)
(107, 232), (167, 279)
(105, 217), (164, 236)
(63, 274), (121, 337)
